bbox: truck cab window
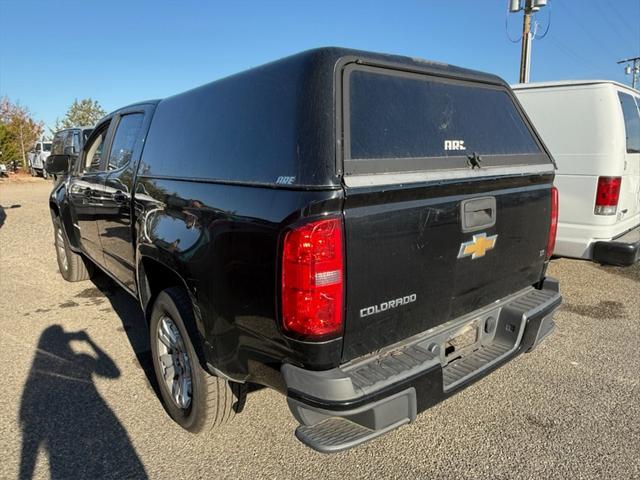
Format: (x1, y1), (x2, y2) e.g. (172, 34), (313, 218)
(108, 113), (144, 170)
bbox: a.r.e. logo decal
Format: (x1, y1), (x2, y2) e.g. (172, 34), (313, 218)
(276, 176), (295, 185)
(444, 140), (466, 151)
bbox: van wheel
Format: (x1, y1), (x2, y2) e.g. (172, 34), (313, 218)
(150, 287), (245, 432)
(53, 216), (93, 282)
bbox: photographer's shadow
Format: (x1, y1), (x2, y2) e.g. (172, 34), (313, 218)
(19, 325), (147, 479)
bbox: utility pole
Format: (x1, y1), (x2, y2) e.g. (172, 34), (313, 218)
(509, 0), (549, 83)
(617, 57), (640, 90)
(519, 7), (532, 83)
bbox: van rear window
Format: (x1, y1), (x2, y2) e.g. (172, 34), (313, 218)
(618, 92), (640, 153)
(346, 68), (545, 174)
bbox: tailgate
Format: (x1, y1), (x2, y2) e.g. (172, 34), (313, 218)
(340, 64), (555, 362)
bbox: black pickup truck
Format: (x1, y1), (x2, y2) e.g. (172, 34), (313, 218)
(47, 47), (561, 453)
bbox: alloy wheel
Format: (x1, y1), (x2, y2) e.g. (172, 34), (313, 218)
(156, 315), (193, 410)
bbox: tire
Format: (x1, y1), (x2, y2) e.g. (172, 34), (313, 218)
(53, 216), (93, 282)
(150, 287), (245, 432)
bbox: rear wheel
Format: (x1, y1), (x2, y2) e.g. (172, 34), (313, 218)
(53, 216), (93, 282)
(149, 287), (245, 432)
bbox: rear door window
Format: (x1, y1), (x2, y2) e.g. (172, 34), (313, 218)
(107, 113), (144, 170)
(618, 92), (640, 153)
(344, 66), (547, 175)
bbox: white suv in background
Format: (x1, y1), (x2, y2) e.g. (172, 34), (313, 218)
(28, 140), (52, 178)
(514, 80), (640, 266)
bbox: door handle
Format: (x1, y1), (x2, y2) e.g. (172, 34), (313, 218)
(460, 197), (496, 233)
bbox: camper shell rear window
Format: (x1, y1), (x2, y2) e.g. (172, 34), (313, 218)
(343, 66), (549, 175)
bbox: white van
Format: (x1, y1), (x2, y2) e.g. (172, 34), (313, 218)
(513, 80), (640, 266)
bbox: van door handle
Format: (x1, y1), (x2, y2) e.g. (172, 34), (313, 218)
(461, 197), (496, 233)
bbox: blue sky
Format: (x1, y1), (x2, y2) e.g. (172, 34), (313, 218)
(1, 0), (638, 132)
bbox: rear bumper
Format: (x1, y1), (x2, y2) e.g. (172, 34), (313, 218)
(554, 219), (640, 261)
(592, 226), (640, 266)
(283, 279), (561, 453)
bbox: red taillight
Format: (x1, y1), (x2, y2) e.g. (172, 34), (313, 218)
(594, 176), (621, 215)
(281, 217), (344, 339)
(546, 186), (559, 259)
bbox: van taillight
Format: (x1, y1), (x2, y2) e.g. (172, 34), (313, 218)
(546, 186), (559, 260)
(594, 176), (621, 215)
(281, 217), (344, 339)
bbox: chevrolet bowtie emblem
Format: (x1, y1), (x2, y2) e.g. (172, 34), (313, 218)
(457, 233), (498, 260)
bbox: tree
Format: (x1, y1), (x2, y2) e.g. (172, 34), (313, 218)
(57, 98), (106, 130)
(0, 97), (44, 167)
(0, 124), (20, 165)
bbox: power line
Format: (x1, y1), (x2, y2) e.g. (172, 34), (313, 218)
(554, 0), (618, 58)
(532, 3), (552, 40)
(505, 7), (523, 44)
(605, 0), (639, 42)
(546, 32), (604, 72)
(594, 1), (637, 48)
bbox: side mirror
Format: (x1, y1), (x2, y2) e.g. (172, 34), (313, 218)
(46, 154), (71, 175)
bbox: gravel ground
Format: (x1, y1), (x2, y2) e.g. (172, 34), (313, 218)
(1, 180), (638, 480)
